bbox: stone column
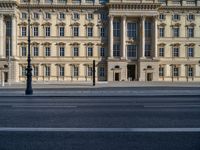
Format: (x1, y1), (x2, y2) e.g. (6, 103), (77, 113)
(140, 16), (145, 58)
(0, 14), (4, 58)
(109, 15), (113, 58)
(12, 15), (17, 57)
(121, 16), (126, 59)
(154, 16), (158, 58)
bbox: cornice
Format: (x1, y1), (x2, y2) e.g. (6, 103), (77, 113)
(159, 6), (200, 11)
(0, 1), (17, 8)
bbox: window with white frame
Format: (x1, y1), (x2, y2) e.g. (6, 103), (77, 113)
(113, 21), (120, 37)
(73, 47), (79, 56)
(21, 12), (27, 19)
(59, 47), (65, 56)
(45, 66), (50, 76)
(33, 66), (39, 76)
(45, 26), (51, 36)
(59, 66), (65, 76)
(33, 13), (39, 19)
(173, 47), (179, 57)
(159, 27), (165, 37)
(45, 12), (51, 19)
(188, 67), (193, 77)
(33, 47), (39, 56)
(173, 14), (180, 20)
(21, 46), (27, 56)
(113, 44), (120, 57)
(73, 66), (79, 77)
(87, 66), (93, 77)
(145, 44), (151, 57)
(188, 47), (194, 57)
(45, 47), (51, 56)
(87, 13), (93, 20)
(87, 47), (93, 57)
(188, 14), (195, 21)
(21, 66), (26, 76)
(73, 26), (79, 36)
(127, 22), (137, 39)
(159, 13), (165, 20)
(33, 26), (39, 36)
(100, 27), (105, 37)
(173, 27), (179, 37)
(159, 47), (165, 57)
(173, 67), (179, 77)
(59, 26), (65, 36)
(188, 27), (194, 37)
(59, 12), (65, 19)
(159, 67), (164, 77)
(145, 21), (151, 38)
(73, 13), (80, 20)
(21, 27), (27, 36)
(127, 45), (137, 58)
(100, 47), (105, 57)
(99, 67), (105, 77)
(87, 27), (93, 37)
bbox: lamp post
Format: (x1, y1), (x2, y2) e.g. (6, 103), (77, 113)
(25, 0), (33, 95)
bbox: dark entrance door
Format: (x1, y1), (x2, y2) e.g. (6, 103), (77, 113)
(115, 73), (120, 81)
(147, 73), (153, 81)
(127, 65), (135, 81)
(4, 72), (8, 82)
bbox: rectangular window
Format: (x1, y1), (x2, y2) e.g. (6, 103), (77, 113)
(188, 14), (195, 21)
(33, 27), (39, 36)
(127, 22), (137, 39)
(127, 45), (137, 58)
(188, 67), (193, 77)
(45, 47), (51, 56)
(145, 44), (151, 57)
(45, 13), (51, 19)
(87, 13), (93, 20)
(33, 66), (39, 76)
(33, 47), (39, 56)
(100, 47), (105, 57)
(22, 13), (27, 19)
(33, 13), (39, 19)
(159, 67), (164, 77)
(87, 47), (93, 57)
(159, 47), (165, 57)
(100, 67), (105, 77)
(21, 27), (27, 36)
(159, 27), (165, 37)
(188, 28), (194, 38)
(73, 13), (80, 20)
(145, 21), (151, 38)
(21, 47), (26, 56)
(73, 66), (79, 77)
(22, 66), (26, 76)
(100, 13), (107, 20)
(73, 27), (79, 36)
(159, 14), (165, 20)
(173, 47), (179, 57)
(87, 27), (93, 37)
(45, 27), (51, 36)
(113, 44), (120, 57)
(173, 14), (180, 20)
(59, 12), (65, 19)
(100, 27), (105, 37)
(59, 27), (65, 36)
(87, 67), (93, 77)
(59, 66), (65, 76)
(73, 47), (79, 56)
(173, 28), (179, 37)
(173, 67), (179, 77)
(113, 21), (120, 37)
(188, 47), (194, 57)
(59, 47), (65, 56)
(45, 66), (50, 76)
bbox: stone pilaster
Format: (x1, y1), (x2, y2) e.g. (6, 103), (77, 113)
(0, 14), (4, 58)
(109, 15), (113, 58)
(12, 15), (17, 57)
(121, 16), (126, 59)
(140, 16), (145, 58)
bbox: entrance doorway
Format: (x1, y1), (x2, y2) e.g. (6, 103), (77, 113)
(115, 73), (120, 81)
(4, 72), (8, 82)
(127, 65), (136, 81)
(147, 73), (153, 81)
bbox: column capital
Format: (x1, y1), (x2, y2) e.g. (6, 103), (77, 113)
(140, 16), (146, 20)
(121, 15), (126, 20)
(108, 15), (114, 20)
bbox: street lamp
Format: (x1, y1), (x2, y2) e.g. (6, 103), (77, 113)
(25, 0), (33, 95)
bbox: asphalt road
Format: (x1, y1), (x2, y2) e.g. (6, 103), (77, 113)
(0, 96), (200, 150)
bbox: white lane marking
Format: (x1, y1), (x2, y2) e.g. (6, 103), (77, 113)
(144, 105), (200, 108)
(12, 105), (77, 108)
(0, 128), (200, 132)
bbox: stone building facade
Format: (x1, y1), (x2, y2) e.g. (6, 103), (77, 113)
(0, 0), (200, 83)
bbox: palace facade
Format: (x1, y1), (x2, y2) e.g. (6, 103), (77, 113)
(0, 0), (200, 83)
